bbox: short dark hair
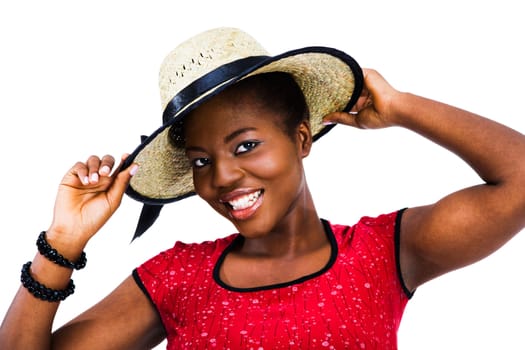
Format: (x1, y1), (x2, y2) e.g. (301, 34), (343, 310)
(169, 72), (309, 148)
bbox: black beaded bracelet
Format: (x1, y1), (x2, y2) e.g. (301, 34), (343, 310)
(36, 231), (87, 270)
(20, 261), (75, 302)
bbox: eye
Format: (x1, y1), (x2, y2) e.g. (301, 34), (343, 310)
(235, 140), (260, 155)
(191, 157), (211, 168)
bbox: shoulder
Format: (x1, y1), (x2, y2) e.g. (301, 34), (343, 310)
(136, 234), (237, 275)
(328, 209), (405, 241)
(169, 234), (237, 257)
(327, 209), (412, 298)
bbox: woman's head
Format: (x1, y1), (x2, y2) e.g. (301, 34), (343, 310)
(124, 28), (362, 238)
(180, 72), (314, 235)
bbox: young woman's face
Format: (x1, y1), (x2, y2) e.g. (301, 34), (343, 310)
(184, 90), (312, 237)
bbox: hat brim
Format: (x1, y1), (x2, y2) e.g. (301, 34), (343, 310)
(123, 47), (363, 205)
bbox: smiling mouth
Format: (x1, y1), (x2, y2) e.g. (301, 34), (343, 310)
(227, 190), (263, 210)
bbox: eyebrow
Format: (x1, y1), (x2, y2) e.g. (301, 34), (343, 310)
(185, 127), (258, 153)
(224, 127), (257, 144)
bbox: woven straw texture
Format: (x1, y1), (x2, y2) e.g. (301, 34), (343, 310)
(128, 27), (359, 202)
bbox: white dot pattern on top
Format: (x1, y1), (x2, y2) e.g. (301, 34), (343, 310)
(134, 211), (409, 349)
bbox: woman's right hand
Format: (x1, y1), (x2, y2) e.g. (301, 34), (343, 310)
(46, 154), (138, 256)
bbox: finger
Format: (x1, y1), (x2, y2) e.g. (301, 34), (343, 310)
(106, 159), (138, 210)
(109, 153), (131, 178)
(350, 91), (373, 113)
(323, 111), (363, 129)
(108, 153), (136, 184)
(86, 155), (102, 184)
(99, 154), (116, 177)
(71, 161), (90, 186)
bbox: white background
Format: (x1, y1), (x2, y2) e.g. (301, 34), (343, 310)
(1, 1), (524, 349)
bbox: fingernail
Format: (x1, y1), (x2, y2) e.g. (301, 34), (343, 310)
(100, 165), (110, 175)
(90, 173), (99, 183)
(129, 164), (139, 176)
(323, 120), (335, 126)
(82, 176), (89, 185)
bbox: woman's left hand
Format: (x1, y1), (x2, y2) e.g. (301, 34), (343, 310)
(323, 68), (401, 129)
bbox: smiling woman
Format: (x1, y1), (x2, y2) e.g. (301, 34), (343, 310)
(183, 73), (313, 232)
(1, 23), (525, 350)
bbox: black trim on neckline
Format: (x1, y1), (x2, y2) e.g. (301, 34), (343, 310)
(213, 219), (338, 293)
(395, 208), (415, 299)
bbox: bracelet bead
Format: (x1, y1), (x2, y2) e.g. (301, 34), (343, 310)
(20, 261), (75, 302)
(36, 231), (87, 270)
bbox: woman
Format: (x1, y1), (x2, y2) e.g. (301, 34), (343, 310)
(1, 27), (525, 349)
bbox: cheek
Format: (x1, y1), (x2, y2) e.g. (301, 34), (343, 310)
(192, 170), (212, 199)
(248, 148), (301, 183)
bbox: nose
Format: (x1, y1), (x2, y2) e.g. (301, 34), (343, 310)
(211, 157), (243, 189)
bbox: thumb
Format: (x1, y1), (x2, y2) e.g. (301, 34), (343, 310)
(106, 162), (138, 211)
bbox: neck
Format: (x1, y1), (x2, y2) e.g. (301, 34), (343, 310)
(237, 187), (327, 258)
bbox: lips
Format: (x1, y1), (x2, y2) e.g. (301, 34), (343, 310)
(220, 189), (263, 220)
(228, 190), (262, 210)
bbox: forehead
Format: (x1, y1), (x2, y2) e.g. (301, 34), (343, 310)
(184, 86), (284, 136)
(185, 96), (274, 134)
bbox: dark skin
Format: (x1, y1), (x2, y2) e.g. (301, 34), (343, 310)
(183, 87), (331, 288)
(1, 69), (525, 348)
(326, 70), (525, 289)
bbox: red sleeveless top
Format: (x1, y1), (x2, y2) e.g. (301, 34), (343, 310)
(133, 210), (411, 349)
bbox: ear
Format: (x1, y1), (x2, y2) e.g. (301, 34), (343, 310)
(296, 120), (313, 158)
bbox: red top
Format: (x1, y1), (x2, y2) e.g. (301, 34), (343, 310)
(133, 210), (411, 349)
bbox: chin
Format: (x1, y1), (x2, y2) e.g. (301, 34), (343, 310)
(231, 220), (264, 237)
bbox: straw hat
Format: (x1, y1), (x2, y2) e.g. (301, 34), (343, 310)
(122, 27), (363, 237)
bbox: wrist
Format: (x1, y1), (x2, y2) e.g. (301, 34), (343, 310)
(45, 227), (88, 262)
(18, 228), (89, 301)
(384, 91), (414, 127)
(37, 232), (87, 270)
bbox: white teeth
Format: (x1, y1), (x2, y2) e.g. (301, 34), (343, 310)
(229, 191), (261, 210)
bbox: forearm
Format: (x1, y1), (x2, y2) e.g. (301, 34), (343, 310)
(1, 155), (135, 349)
(0, 247), (77, 349)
